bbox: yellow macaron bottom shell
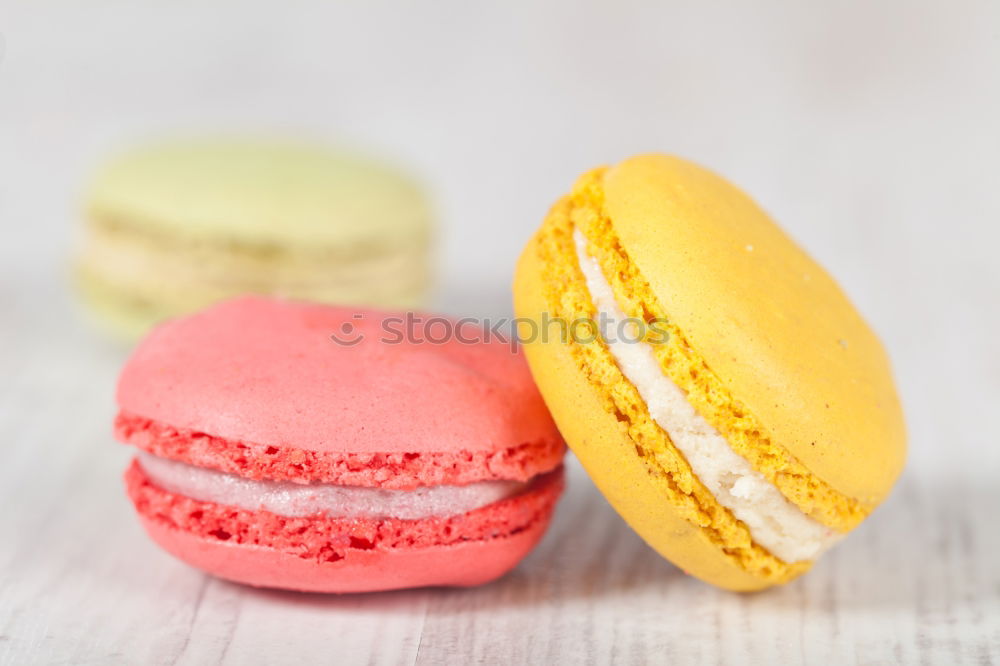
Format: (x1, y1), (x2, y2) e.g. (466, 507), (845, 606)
(514, 205), (809, 589)
(567, 169), (867, 533)
(75, 216), (430, 340)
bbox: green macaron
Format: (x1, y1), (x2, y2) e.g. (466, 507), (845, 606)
(75, 137), (433, 340)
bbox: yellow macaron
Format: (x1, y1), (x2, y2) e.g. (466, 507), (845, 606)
(513, 154), (906, 590)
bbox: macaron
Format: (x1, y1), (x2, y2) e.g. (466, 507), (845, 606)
(115, 296), (565, 592)
(76, 138), (433, 340)
(513, 154), (906, 591)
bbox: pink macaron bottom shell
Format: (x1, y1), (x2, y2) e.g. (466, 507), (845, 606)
(138, 512), (554, 593)
(126, 460), (564, 592)
(117, 412), (565, 489)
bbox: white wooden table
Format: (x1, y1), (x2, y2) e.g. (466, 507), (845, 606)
(1, 280), (998, 665)
(2, 1), (999, 663)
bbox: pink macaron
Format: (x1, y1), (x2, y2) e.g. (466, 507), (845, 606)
(115, 296), (565, 593)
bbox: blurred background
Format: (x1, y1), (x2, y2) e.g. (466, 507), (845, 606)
(4, 0), (998, 469)
(2, 2), (998, 661)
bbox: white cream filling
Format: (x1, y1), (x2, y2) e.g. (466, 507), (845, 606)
(138, 453), (527, 520)
(573, 230), (840, 563)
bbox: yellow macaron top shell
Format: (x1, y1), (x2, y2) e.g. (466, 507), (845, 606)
(86, 138), (431, 249)
(599, 155), (905, 504)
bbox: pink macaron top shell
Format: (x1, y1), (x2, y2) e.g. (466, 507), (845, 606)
(116, 296), (561, 463)
(115, 412), (561, 488)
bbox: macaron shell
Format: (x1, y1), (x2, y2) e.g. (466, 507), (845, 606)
(601, 155), (905, 504)
(75, 226), (429, 341)
(117, 297), (558, 457)
(514, 240), (770, 591)
(75, 269), (164, 341)
(116, 411), (562, 488)
(138, 513), (551, 593)
(86, 138), (430, 249)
